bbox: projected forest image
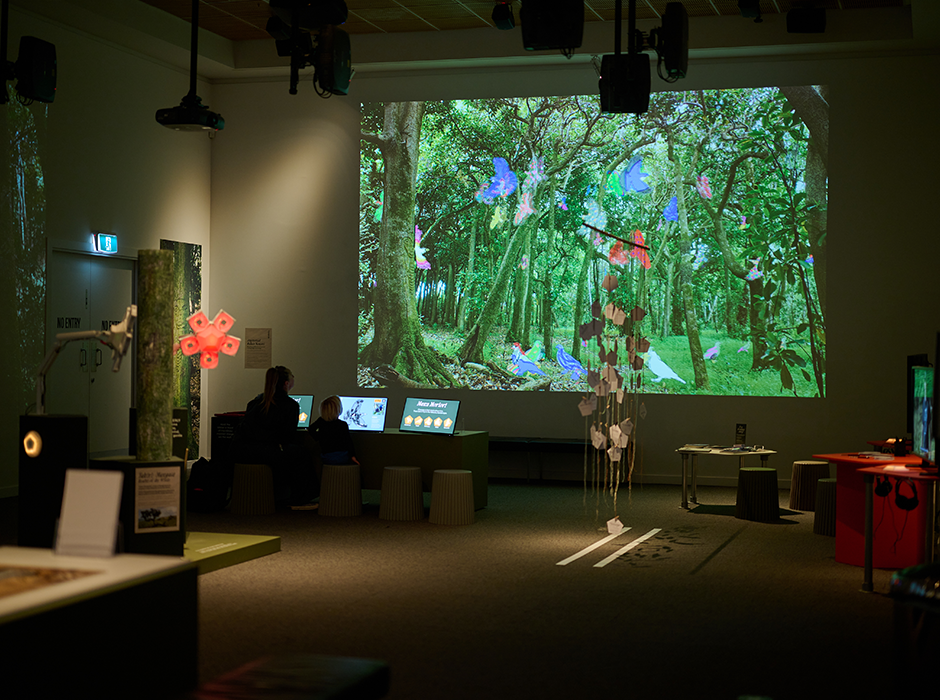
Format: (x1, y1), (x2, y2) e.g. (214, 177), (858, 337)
(359, 86), (827, 397)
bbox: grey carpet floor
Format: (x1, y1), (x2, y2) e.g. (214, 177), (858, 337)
(187, 481), (902, 700)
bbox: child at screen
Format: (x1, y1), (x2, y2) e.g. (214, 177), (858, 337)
(310, 395), (359, 465)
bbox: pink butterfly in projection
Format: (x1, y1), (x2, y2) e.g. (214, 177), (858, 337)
(523, 156), (545, 191)
(514, 192), (534, 225)
(415, 226), (431, 270)
(628, 230), (651, 269)
(696, 176), (712, 199)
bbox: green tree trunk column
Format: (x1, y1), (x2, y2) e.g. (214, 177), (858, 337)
(136, 249), (174, 461)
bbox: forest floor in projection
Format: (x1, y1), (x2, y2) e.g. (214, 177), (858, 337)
(357, 327), (821, 397)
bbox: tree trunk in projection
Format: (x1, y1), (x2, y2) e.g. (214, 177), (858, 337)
(136, 249), (174, 461)
(360, 102), (455, 386)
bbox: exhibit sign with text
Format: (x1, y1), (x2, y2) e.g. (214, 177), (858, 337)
(134, 466), (181, 533)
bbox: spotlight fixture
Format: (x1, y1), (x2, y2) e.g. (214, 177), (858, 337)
(155, 0), (224, 130)
(492, 2), (515, 31)
(737, 0), (762, 24)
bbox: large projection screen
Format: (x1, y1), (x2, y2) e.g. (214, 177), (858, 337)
(359, 87), (827, 398)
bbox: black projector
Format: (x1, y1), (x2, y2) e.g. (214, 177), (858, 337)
(155, 97), (224, 131)
(599, 53), (651, 114)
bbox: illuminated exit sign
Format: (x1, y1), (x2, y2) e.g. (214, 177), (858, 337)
(94, 232), (118, 253)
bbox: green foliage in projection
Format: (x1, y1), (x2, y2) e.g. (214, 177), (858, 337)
(358, 87), (828, 397)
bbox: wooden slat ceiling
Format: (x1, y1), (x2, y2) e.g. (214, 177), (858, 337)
(139, 1), (906, 41)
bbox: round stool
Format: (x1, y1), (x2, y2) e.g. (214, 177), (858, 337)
(319, 463), (362, 517)
(429, 469), (475, 525)
(813, 477), (837, 536)
(788, 460), (831, 511)
(230, 463), (276, 515)
(735, 467), (779, 523)
(380, 466), (424, 521)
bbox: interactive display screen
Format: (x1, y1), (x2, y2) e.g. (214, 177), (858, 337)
(399, 397), (460, 435)
(912, 366), (934, 463)
(338, 396), (389, 432)
(290, 394), (315, 429)
(359, 86), (827, 398)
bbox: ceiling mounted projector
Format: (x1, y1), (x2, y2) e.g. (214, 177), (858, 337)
(155, 0), (224, 131)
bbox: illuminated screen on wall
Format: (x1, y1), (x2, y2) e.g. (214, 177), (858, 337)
(359, 86), (827, 397)
(400, 397), (460, 435)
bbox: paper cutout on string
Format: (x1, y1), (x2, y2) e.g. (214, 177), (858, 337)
(630, 306), (647, 323)
(628, 230), (652, 269)
(640, 402), (648, 419)
(602, 274), (619, 292)
(579, 318), (604, 341)
(607, 445), (622, 462)
(579, 394), (598, 417)
(590, 424), (607, 450)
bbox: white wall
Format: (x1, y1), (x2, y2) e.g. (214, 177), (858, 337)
(207, 46), (940, 486)
(0, 6), (212, 495)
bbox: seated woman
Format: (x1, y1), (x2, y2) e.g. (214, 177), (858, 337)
(230, 365), (317, 508)
(310, 395), (359, 465)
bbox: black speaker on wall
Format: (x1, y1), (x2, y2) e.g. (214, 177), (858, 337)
(18, 414), (88, 548)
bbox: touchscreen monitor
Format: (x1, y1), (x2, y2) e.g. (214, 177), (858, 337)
(338, 396), (389, 432)
(289, 394), (315, 429)
(399, 397), (460, 435)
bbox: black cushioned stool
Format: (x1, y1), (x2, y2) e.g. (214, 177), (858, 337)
(813, 477), (837, 536)
(735, 467), (779, 523)
(788, 459), (831, 511)
(230, 463), (276, 515)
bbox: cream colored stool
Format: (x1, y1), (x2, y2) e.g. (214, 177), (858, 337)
(319, 463), (362, 517)
(813, 477), (837, 536)
(379, 466), (424, 521)
(788, 460), (831, 511)
(429, 469), (475, 525)
(230, 463), (276, 515)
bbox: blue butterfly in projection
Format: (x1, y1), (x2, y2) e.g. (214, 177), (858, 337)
(481, 157), (519, 201)
(662, 196), (678, 222)
(619, 156), (651, 194)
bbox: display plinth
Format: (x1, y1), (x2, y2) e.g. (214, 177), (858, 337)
(90, 456), (186, 556)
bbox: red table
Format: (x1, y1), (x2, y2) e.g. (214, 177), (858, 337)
(815, 452), (935, 574)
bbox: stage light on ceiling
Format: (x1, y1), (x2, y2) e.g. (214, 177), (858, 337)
(492, 2), (515, 31)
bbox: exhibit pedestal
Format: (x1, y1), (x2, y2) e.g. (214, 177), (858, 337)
(90, 456), (186, 556)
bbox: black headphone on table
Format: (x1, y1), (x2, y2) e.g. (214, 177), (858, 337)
(895, 478), (919, 511)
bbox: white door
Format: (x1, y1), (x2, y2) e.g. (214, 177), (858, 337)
(46, 250), (135, 457)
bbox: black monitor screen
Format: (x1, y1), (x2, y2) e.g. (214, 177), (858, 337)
(912, 366), (934, 463)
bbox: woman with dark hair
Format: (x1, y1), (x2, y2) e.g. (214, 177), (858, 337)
(231, 366), (317, 508)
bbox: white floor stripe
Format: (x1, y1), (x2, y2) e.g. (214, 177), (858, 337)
(556, 529), (632, 566)
(593, 528), (663, 568)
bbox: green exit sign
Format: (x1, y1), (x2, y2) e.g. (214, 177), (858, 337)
(95, 232), (118, 253)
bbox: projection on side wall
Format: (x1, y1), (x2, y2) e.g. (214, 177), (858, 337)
(160, 239), (202, 457)
(359, 87), (827, 397)
(2, 100), (47, 413)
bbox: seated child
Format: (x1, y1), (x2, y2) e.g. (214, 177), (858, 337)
(310, 395), (359, 465)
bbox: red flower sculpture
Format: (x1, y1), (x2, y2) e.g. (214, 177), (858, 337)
(178, 309), (241, 369)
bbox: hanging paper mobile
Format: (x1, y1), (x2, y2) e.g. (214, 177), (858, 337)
(620, 156), (651, 194)
(415, 226), (431, 270)
(608, 241), (630, 265)
(178, 309), (241, 370)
